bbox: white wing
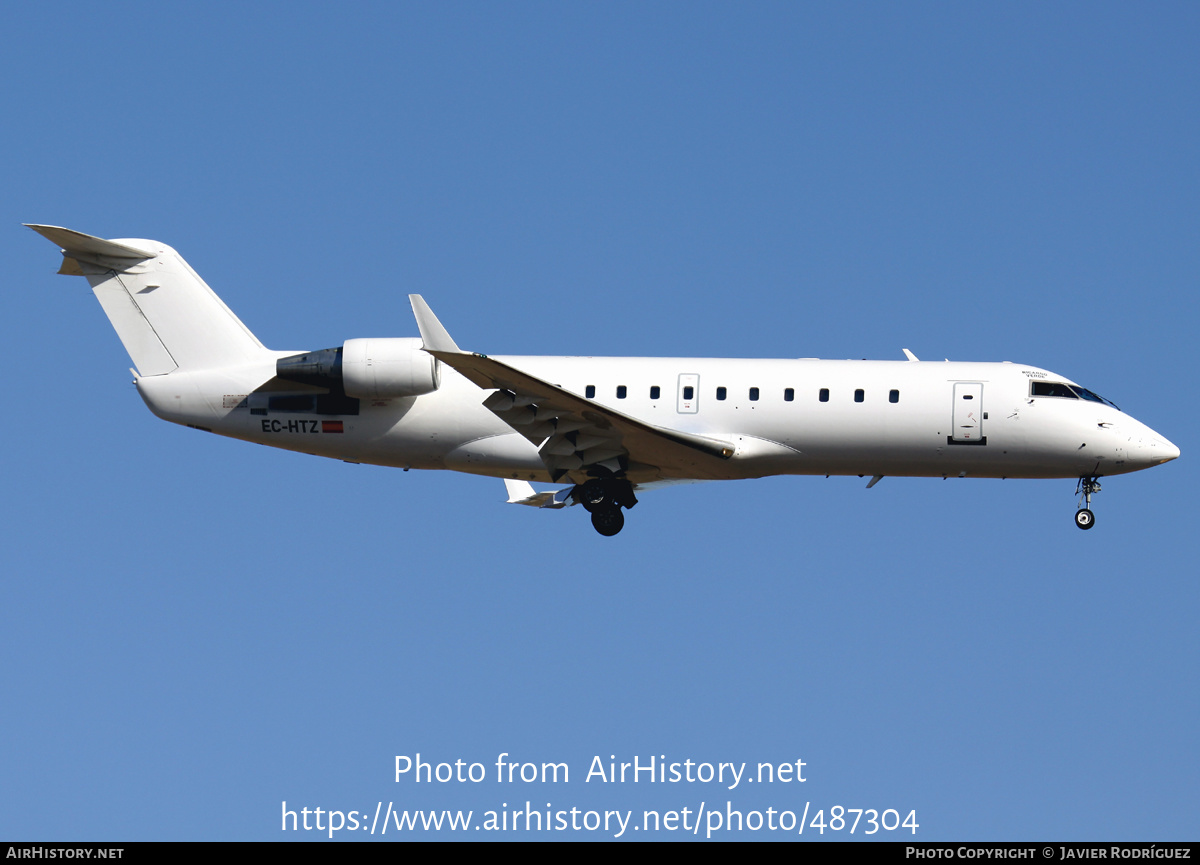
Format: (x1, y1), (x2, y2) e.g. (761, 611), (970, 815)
(410, 295), (735, 484)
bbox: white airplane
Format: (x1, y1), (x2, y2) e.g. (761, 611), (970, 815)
(30, 224), (1180, 536)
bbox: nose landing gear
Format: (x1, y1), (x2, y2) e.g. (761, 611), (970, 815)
(577, 477), (637, 537)
(1074, 476), (1101, 530)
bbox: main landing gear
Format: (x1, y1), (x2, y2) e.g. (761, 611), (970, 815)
(577, 477), (638, 537)
(1074, 476), (1101, 530)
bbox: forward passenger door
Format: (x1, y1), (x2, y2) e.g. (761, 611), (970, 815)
(952, 382), (984, 442)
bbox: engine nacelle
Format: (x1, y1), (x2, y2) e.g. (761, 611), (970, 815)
(275, 337), (439, 399)
(341, 338), (439, 398)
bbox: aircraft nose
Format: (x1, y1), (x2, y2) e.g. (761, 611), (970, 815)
(1158, 436), (1180, 463)
(1139, 429), (1179, 465)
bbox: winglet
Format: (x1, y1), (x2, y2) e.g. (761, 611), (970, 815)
(902, 348), (919, 362)
(505, 478), (538, 503)
(503, 478), (573, 509)
(409, 295), (461, 353)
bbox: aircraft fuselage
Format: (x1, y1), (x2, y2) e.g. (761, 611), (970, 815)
(135, 354), (1177, 484)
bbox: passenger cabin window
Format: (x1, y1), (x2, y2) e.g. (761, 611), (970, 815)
(1031, 382), (1077, 399)
(585, 385), (596, 399)
(819, 388), (829, 402)
(854, 389), (864, 403)
(749, 387), (759, 401)
(683, 386), (694, 400)
(716, 387), (727, 401)
(616, 385), (627, 399)
(889, 389), (900, 403)
(784, 388), (794, 402)
(650, 386), (660, 400)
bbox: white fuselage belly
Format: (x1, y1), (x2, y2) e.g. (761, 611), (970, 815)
(136, 354), (1173, 485)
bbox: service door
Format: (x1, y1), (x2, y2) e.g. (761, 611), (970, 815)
(952, 382), (983, 442)
(677, 373), (700, 413)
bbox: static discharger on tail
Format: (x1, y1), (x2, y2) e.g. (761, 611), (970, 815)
(29, 224), (1179, 536)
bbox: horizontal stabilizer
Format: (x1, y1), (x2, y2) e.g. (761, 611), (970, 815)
(26, 224), (155, 260)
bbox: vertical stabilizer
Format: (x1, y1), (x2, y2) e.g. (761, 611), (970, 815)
(28, 224), (269, 375)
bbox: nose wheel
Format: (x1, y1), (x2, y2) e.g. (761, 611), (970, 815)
(1074, 476), (1101, 530)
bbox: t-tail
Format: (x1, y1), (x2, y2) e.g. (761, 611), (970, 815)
(27, 224), (272, 374)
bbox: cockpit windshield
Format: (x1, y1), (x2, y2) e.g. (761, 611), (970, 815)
(1071, 386), (1120, 410)
(1030, 381), (1120, 411)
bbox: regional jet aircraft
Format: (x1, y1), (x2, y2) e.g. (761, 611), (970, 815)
(30, 225), (1179, 536)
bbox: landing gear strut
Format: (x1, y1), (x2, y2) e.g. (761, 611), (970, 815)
(577, 477), (637, 536)
(1074, 476), (1101, 530)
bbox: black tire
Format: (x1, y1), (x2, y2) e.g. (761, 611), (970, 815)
(579, 478), (610, 513)
(1075, 508), (1095, 530)
(591, 506), (624, 536)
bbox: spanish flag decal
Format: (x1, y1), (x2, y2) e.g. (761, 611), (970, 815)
(322, 421), (344, 433)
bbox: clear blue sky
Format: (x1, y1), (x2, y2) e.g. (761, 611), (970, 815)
(2, 1), (1196, 841)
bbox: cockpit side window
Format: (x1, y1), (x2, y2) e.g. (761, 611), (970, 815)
(1031, 382), (1078, 399)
